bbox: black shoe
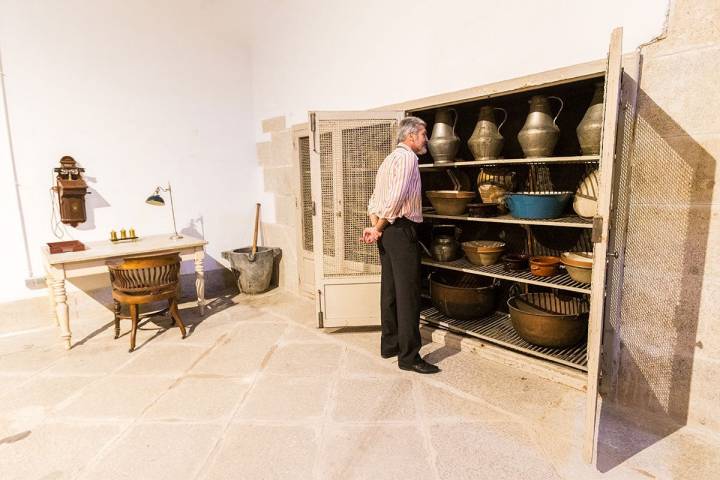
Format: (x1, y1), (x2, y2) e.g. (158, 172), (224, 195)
(381, 349), (399, 359)
(399, 359), (440, 374)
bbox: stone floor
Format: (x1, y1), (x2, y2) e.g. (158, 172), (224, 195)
(1, 289), (719, 479)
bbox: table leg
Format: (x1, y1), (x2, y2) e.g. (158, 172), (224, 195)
(48, 266), (72, 349)
(195, 248), (205, 315)
(45, 273), (59, 326)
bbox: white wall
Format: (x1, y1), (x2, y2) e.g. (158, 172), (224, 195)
(0, 0), (259, 302)
(249, 0), (670, 137)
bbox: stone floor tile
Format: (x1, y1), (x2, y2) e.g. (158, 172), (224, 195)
(234, 376), (331, 422)
(115, 344), (209, 377)
(143, 376), (251, 421)
(430, 421), (560, 480)
(418, 381), (514, 423)
(262, 343), (343, 377)
(202, 424), (316, 480)
(189, 322), (287, 377)
(320, 425), (435, 480)
(281, 324), (329, 343)
(0, 375), (95, 419)
(0, 422), (123, 480)
(81, 423), (222, 480)
(332, 377), (415, 422)
(342, 349), (399, 377)
(0, 343), (65, 374)
(42, 342), (139, 376)
(53, 375), (176, 420)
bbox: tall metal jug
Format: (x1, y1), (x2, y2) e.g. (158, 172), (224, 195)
(428, 108), (460, 165)
(576, 82), (604, 155)
(517, 95), (563, 158)
(468, 106), (507, 160)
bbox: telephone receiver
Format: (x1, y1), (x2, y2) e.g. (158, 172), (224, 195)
(52, 156), (90, 227)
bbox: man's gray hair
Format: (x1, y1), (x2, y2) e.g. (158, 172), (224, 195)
(397, 116), (427, 143)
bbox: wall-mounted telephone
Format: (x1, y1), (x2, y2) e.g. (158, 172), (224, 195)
(52, 156), (89, 227)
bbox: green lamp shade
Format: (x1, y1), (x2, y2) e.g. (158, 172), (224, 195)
(146, 194), (165, 206)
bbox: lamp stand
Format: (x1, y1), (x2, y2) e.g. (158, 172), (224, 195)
(167, 182), (183, 240)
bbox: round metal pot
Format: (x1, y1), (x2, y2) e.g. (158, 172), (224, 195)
(508, 292), (589, 347)
(461, 240), (506, 266)
(467, 203), (499, 218)
(502, 253), (530, 271)
(529, 256), (562, 277)
(505, 192), (573, 219)
(430, 271), (498, 320)
(560, 251), (594, 284)
(426, 190), (476, 215)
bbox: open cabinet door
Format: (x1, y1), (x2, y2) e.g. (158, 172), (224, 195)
(309, 111), (405, 328)
(584, 27), (624, 463)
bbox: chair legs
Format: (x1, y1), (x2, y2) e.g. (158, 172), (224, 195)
(113, 300), (121, 339)
(169, 299), (187, 338)
(129, 304), (139, 352)
(115, 298), (184, 352)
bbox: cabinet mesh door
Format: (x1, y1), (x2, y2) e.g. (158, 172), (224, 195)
(299, 136), (313, 252)
(317, 119), (398, 277)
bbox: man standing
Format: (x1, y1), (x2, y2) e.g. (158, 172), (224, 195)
(363, 116), (439, 374)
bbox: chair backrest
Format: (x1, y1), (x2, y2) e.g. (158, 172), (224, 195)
(107, 254), (181, 294)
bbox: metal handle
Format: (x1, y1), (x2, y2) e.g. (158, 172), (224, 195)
(418, 241), (432, 258)
(549, 96), (564, 125)
(450, 108), (458, 136)
(494, 107), (508, 134)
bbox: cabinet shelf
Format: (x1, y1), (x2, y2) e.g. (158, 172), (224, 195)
(418, 155), (599, 170)
(421, 256), (591, 294)
(423, 211), (593, 229)
(420, 306), (588, 371)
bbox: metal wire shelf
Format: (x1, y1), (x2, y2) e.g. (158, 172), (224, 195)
(423, 211), (593, 229)
(421, 256), (591, 294)
(420, 306), (588, 371)
(418, 155), (600, 169)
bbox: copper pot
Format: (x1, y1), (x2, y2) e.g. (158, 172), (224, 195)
(430, 271), (498, 320)
(529, 256), (561, 276)
(508, 292), (589, 347)
(426, 190), (476, 215)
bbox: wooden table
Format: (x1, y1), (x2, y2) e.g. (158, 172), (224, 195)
(43, 234), (208, 349)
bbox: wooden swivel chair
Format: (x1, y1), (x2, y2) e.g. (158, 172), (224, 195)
(107, 254), (186, 352)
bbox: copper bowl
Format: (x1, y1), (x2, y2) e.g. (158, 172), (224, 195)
(529, 256), (561, 277)
(467, 202), (500, 218)
(508, 292), (589, 347)
(502, 253), (530, 271)
(426, 190), (476, 216)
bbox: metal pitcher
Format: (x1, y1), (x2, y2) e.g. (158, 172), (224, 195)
(428, 108), (460, 165)
(429, 224), (462, 262)
(468, 106), (507, 160)
(576, 82), (604, 155)
(518, 95), (563, 158)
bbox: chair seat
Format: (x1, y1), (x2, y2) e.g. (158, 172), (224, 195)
(111, 287), (178, 305)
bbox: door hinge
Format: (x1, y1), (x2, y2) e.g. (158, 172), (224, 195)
(317, 289), (324, 328)
(591, 216), (603, 243)
(310, 112), (317, 153)
(312, 201), (316, 216)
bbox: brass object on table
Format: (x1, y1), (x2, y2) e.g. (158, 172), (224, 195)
(110, 230), (118, 241)
(129, 227), (136, 238)
(120, 228), (127, 239)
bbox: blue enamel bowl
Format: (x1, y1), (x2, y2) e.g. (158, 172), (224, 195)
(504, 192), (573, 219)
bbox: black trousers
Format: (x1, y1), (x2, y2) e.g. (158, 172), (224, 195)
(377, 217), (422, 367)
